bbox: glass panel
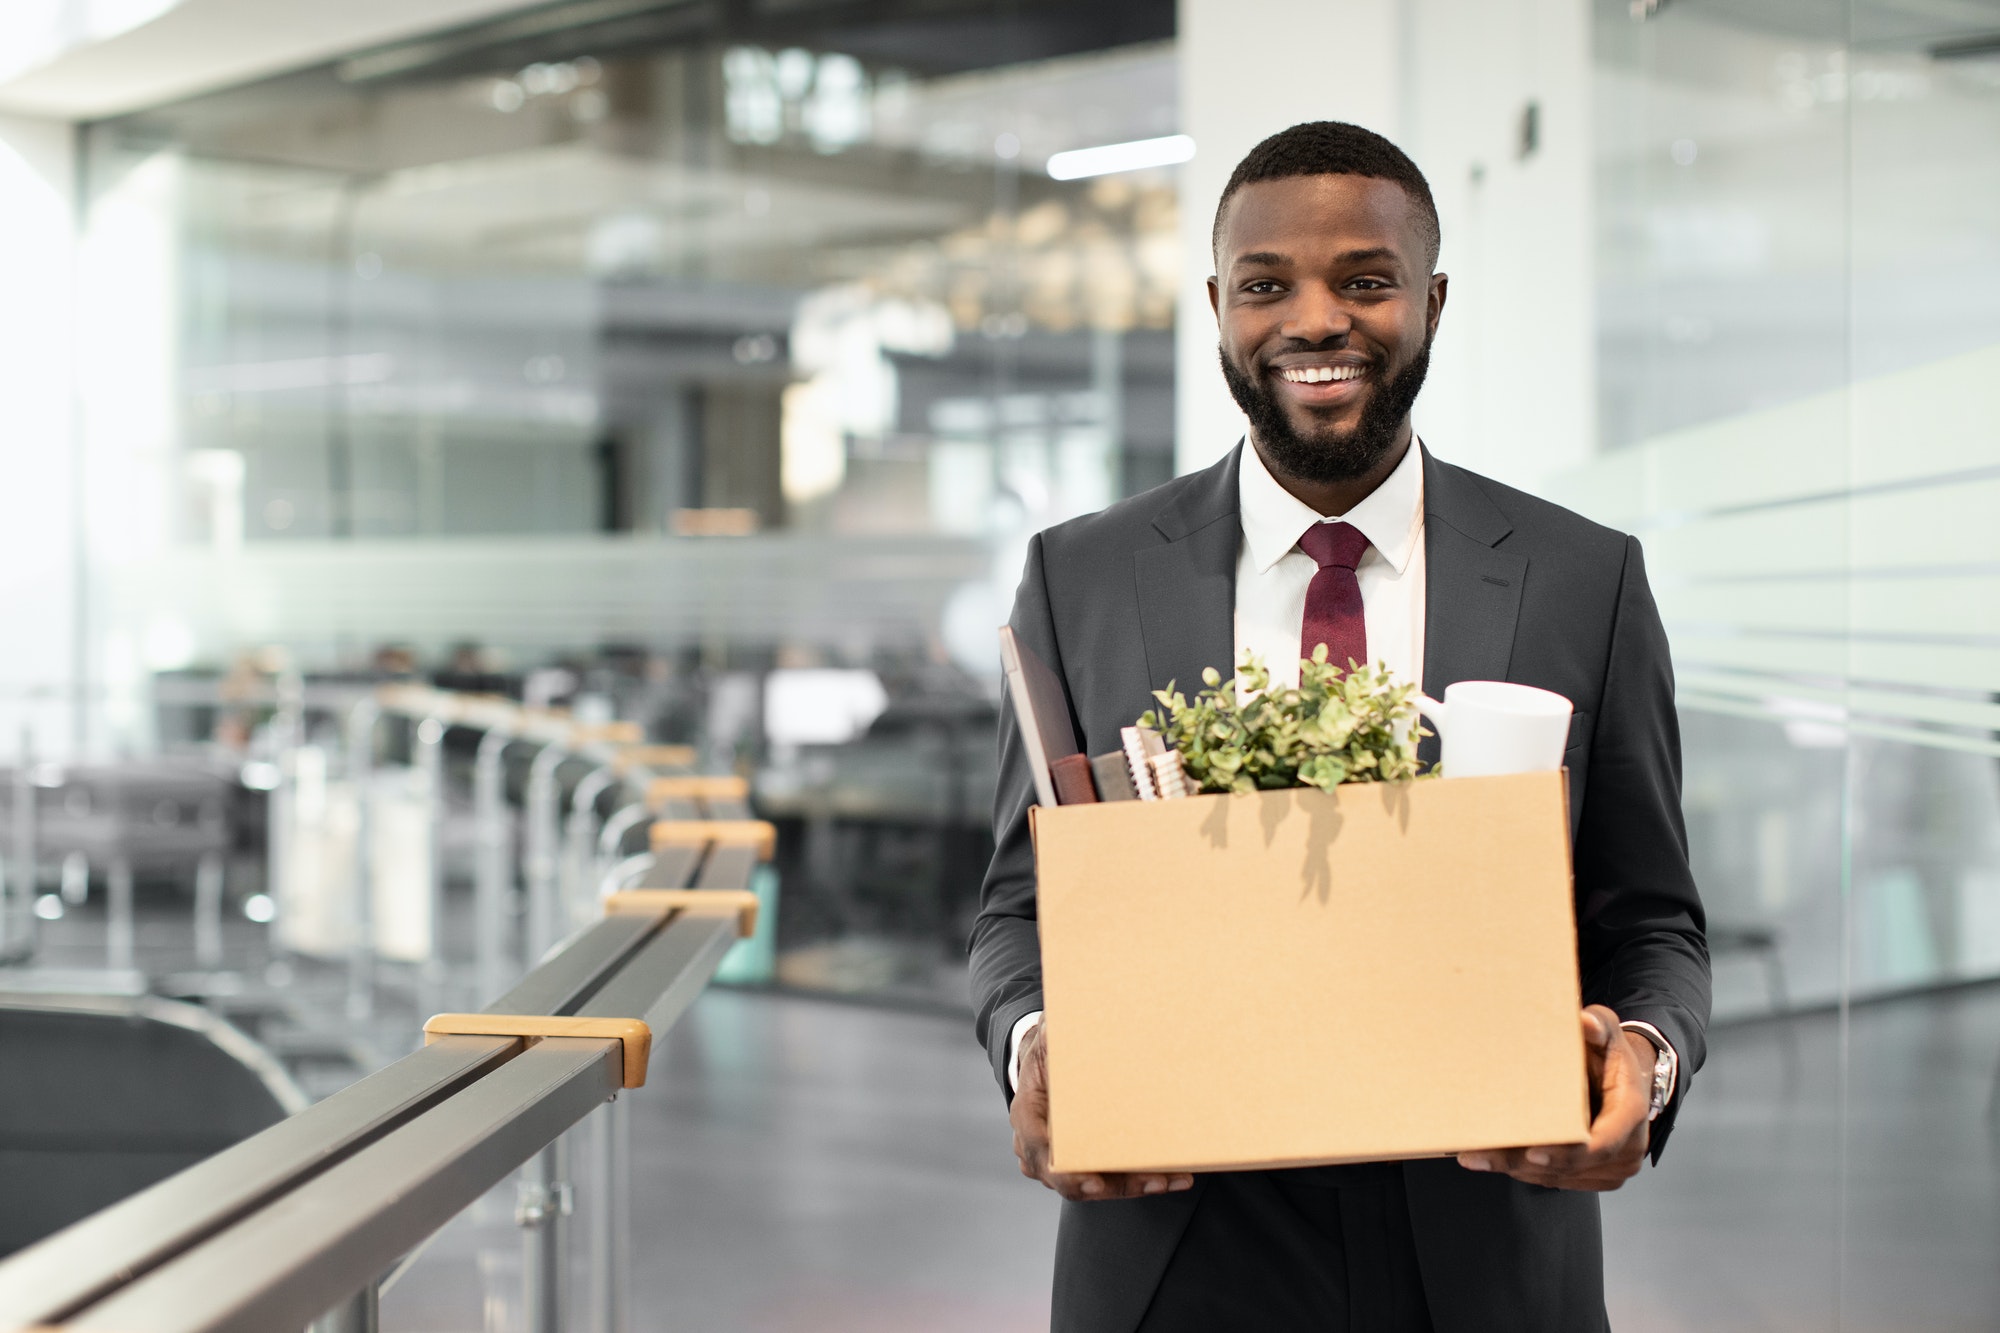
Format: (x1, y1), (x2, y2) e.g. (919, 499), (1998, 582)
(1842, 1), (2000, 1324)
(1576, 0), (1856, 1322)
(1580, 0), (2000, 1326)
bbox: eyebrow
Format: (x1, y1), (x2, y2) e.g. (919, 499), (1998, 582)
(1231, 246), (1401, 269)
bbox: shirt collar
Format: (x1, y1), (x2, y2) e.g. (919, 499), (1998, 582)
(1237, 436), (1426, 576)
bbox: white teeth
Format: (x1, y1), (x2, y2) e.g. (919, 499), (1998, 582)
(1280, 366), (1362, 384)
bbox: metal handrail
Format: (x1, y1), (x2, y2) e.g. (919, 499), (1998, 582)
(0, 725), (763, 1333)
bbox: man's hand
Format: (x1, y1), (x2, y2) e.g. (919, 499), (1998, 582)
(1456, 1005), (1652, 1191)
(1010, 1021), (1194, 1202)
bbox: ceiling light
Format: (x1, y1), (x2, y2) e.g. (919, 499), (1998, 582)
(1045, 134), (1194, 181)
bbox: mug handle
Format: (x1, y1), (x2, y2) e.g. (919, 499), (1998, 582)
(1414, 694), (1447, 736)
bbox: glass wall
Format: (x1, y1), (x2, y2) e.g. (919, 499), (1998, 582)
(1567, 1), (2000, 1325)
(72, 4), (1180, 1004)
(1577, 0), (2000, 1015)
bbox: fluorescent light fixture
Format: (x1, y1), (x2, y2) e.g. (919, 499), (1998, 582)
(1046, 134), (1194, 181)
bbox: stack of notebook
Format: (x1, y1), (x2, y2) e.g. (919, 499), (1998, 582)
(1000, 627), (1192, 806)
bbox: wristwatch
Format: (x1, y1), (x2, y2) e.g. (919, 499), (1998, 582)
(1622, 1024), (1676, 1123)
(1648, 1044), (1673, 1121)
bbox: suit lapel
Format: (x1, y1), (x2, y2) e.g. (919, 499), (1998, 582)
(1419, 448), (1527, 765)
(1134, 446), (1241, 704)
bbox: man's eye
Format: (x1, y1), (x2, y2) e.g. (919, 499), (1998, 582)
(1348, 278), (1388, 291)
(1245, 280), (1282, 294)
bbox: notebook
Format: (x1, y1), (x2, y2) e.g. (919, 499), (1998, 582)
(999, 626), (1083, 809)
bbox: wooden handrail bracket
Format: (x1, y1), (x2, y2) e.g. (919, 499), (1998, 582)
(571, 720), (645, 745)
(645, 773), (750, 804)
(614, 744), (700, 772)
(649, 819), (775, 860)
(423, 1014), (654, 1088)
(603, 888), (760, 938)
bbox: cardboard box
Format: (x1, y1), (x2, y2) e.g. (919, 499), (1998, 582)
(1034, 770), (1588, 1173)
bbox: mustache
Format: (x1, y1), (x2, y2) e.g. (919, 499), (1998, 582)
(1258, 346), (1378, 372)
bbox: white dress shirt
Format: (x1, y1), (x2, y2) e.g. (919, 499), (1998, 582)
(1008, 440), (1676, 1105)
(1234, 432), (1427, 694)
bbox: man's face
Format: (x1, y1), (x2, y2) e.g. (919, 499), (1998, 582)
(1209, 174), (1447, 485)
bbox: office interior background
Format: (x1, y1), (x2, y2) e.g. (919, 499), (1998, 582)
(0, 0), (1996, 1329)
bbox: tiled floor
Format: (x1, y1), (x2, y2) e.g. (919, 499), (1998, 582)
(380, 981), (2000, 1332)
(1602, 983), (2000, 1333)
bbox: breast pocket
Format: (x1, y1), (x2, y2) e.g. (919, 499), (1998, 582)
(1562, 711), (1593, 834)
(1563, 710), (1593, 758)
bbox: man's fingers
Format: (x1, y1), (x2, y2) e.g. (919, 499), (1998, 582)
(1050, 1172), (1116, 1201)
(1044, 1170), (1195, 1201)
(1460, 1154), (1638, 1191)
(1463, 1103), (1648, 1190)
(1461, 1146), (1579, 1176)
(1519, 1157), (1644, 1192)
(1044, 1172), (1101, 1201)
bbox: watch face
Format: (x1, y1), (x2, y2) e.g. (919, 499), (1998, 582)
(1648, 1049), (1672, 1121)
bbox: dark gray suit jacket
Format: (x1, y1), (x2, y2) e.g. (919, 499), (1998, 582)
(970, 444), (1711, 1333)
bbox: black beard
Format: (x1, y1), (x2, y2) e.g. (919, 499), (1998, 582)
(1219, 336), (1433, 486)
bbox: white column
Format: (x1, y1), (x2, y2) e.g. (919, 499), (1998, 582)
(1403, 0), (1595, 490)
(75, 145), (183, 756)
(1176, 0), (1595, 492)
(0, 113), (80, 755)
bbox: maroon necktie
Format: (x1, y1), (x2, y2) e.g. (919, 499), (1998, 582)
(1298, 521), (1372, 673)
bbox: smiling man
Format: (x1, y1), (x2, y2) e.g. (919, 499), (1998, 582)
(971, 122), (1711, 1331)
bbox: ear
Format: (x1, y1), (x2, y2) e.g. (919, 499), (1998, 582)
(1426, 272), (1449, 341)
(1206, 275), (1221, 324)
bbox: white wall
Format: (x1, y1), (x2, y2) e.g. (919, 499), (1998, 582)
(0, 114), (80, 758)
(1405, 0), (1595, 489)
(1176, 0), (1595, 491)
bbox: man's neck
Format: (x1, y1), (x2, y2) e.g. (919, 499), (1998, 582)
(1250, 426), (1414, 518)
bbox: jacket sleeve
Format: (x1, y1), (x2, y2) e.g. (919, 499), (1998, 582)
(969, 532), (1061, 1101)
(1572, 535), (1712, 1161)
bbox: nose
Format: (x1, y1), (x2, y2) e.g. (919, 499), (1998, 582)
(1280, 281), (1351, 346)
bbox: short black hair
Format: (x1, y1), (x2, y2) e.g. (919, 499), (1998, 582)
(1211, 121), (1441, 272)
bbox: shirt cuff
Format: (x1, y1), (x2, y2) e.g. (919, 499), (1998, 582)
(1619, 1019), (1679, 1103)
(1007, 1010), (1044, 1094)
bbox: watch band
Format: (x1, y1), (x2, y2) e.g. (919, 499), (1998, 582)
(1644, 1042), (1672, 1122)
(1620, 1020), (1677, 1123)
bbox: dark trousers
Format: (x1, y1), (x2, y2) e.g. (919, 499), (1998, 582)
(1133, 1164), (1435, 1333)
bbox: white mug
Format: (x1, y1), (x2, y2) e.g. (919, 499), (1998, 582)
(1415, 681), (1573, 778)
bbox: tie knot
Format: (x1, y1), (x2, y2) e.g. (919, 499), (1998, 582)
(1298, 521), (1371, 571)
